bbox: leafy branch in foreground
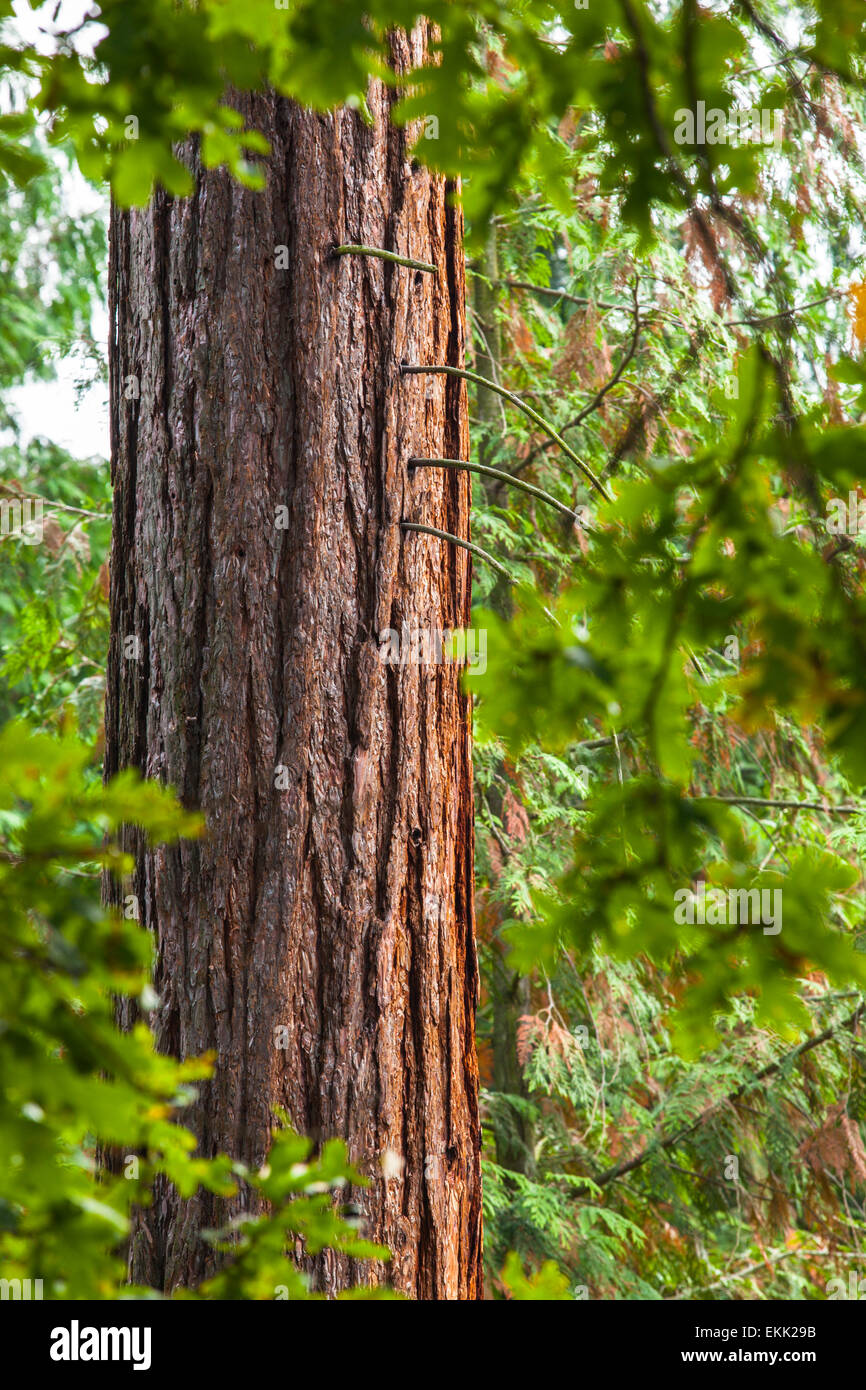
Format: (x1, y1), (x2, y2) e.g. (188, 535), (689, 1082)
(0, 722), (391, 1299)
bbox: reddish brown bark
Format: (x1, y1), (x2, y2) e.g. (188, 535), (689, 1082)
(105, 32), (481, 1299)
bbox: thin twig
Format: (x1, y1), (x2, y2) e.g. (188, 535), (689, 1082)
(505, 280), (846, 332)
(0, 487), (108, 521)
(703, 794), (863, 815)
(726, 290), (847, 328)
(595, 1004), (865, 1189)
(400, 522), (511, 579)
(407, 457), (580, 522)
(504, 280), (625, 313)
(561, 278), (643, 431)
(333, 244), (436, 274)
(503, 278), (690, 329)
(400, 364), (611, 501)
(669, 1246), (828, 1300)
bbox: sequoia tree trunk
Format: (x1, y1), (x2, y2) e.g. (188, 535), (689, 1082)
(104, 30), (482, 1300)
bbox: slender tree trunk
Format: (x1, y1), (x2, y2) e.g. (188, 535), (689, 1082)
(485, 785), (535, 1178)
(471, 226), (532, 1174)
(491, 953), (534, 1175)
(104, 32), (482, 1300)
(472, 222), (505, 467)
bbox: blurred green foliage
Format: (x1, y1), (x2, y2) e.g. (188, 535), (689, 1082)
(0, 1), (859, 234)
(463, 6), (866, 1295)
(0, 723), (394, 1299)
(4, 0), (866, 1301)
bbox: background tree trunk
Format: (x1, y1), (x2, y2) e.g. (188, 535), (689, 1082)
(471, 225), (533, 1177)
(104, 31), (482, 1300)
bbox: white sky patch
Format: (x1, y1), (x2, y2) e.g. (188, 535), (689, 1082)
(1, 4), (109, 458)
(6, 348), (109, 458)
(7, 0), (106, 58)
(3, 160), (109, 459)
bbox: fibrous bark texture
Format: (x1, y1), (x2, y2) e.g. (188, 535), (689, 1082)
(105, 31), (481, 1300)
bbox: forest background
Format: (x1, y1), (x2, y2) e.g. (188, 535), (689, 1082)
(3, 0), (866, 1301)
